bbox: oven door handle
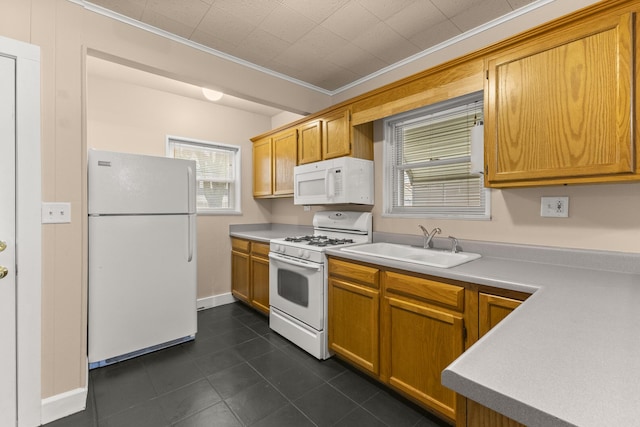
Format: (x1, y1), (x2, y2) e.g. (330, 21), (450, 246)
(269, 252), (322, 271)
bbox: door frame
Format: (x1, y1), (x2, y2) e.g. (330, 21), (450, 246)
(0, 35), (42, 427)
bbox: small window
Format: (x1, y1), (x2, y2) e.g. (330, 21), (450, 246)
(383, 91), (490, 220)
(166, 136), (241, 215)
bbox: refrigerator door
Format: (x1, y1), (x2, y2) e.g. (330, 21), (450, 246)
(88, 214), (197, 364)
(88, 149), (196, 215)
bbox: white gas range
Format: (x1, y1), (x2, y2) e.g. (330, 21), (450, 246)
(269, 211), (372, 359)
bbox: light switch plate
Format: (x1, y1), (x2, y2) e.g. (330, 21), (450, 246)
(540, 196), (569, 218)
(42, 202), (71, 224)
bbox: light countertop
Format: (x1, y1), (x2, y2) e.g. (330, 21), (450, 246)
(229, 223), (313, 243)
(229, 226), (640, 426)
(325, 236), (640, 427)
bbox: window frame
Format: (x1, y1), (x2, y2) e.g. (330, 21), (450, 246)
(382, 91), (490, 220)
(166, 135), (242, 215)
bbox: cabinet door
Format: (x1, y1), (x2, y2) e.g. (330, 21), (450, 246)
(322, 108), (351, 160)
(272, 128), (297, 195)
(252, 137), (272, 197)
(485, 12), (634, 185)
(467, 399), (526, 427)
(298, 120), (322, 165)
(328, 277), (379, 375)
(382, 295), (464, 422)
(250, 255), (270, 315)
(231, 249), (250, 304)
(478, 293), (522, 337)
(250, 242), (270, 315)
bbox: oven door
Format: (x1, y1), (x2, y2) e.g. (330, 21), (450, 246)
(269, 252), (324, 330)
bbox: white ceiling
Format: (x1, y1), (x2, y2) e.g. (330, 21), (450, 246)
(86, 0), (538, 93)
(87, 55), (286, 116)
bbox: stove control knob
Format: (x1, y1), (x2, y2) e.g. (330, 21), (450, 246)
(302, 250), (311, 259)
(298, 249), (304, 258)
(274, 244), (282, 253)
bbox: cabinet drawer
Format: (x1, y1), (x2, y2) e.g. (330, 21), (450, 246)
(329, 258), (379, 289)
(231, 238), (251, 253)
(384, 271), (464, 311)
(251, 241), (270, 257)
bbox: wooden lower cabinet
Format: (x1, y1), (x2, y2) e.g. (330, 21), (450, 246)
(479, 293), (523, 337)
(249, 242), (270, 315)
(231, 238), (251, 304)
(327, 257), (534, 426)
(382, 271), (465, 423)
(464, 291), (529, 427)
(328, 258), (380, 375)
(231, 238), (270, 315)
(466, 399), (525, 427)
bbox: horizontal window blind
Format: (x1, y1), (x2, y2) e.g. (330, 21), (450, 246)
(168, 137), (241, 213)
(384, 91), (489, 219)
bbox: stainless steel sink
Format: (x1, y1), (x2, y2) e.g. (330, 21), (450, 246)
(340, 242), (481, 268)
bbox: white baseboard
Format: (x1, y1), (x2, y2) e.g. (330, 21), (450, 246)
(197, 292), (236, 311)
(40, 386), (87, 425)
(41, 364), (88, 425)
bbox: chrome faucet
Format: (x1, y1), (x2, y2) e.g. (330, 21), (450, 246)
(447, 236), (459, 253)
(418, 225), (441, 249)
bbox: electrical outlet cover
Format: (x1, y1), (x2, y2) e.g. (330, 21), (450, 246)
(42, 202), (71, 224)
(540, 196), (569, 218)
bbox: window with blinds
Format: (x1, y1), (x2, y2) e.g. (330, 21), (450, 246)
(167, 136), (241, 214)
(383, 91), (490, 219)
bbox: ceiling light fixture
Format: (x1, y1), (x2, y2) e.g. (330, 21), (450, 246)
(202, 88), (223, 101)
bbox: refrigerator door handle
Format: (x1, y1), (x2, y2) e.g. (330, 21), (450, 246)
(188, 215), (195, 262)
(187, 166), (195, 213)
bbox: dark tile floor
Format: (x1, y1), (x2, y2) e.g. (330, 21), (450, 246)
(45, 302), (451, 427)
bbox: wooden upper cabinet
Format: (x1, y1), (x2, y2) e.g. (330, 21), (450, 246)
(252, 128), (297, 198)
(298, 120), (322, 165)
(252, 137), (272, 197)
(485, 11), (635, 187)
(322, 108), (351, 160)
(272, 128), (297, 196)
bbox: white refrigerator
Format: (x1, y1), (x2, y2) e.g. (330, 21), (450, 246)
(88, 149), (197, 368)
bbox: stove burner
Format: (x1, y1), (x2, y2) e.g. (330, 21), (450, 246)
(308, 238), (355, 247)
(283, 235), (356, 247)
(284, 235), (320, 243)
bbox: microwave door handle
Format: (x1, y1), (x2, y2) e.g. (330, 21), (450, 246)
(327, 170), (335, 199)
(324, 169), (330, 197)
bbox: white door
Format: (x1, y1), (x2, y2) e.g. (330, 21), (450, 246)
(88, 214), (197, 365)
(0, 53), (17, 427)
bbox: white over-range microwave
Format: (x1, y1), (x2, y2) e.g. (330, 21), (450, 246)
(293, 157), (374, 205)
